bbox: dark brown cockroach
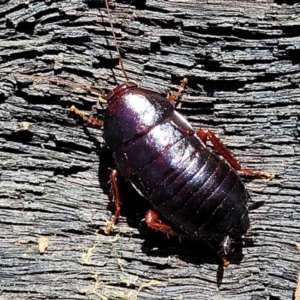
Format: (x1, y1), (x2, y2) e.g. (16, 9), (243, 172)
(71, 0), (274, 265)
(17, 0), (274, 265)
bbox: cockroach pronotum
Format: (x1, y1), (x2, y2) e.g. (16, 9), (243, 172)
(16, 0), (274, 265)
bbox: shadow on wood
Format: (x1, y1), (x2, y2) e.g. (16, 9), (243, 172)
(0, 0), (299, 299)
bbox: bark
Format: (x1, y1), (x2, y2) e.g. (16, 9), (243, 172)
(0, 0), (299, 299)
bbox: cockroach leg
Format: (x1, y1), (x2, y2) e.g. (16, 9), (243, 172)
(144, 209), (178, 236)
(167, 78), (188, 102)
(70, 105), (104, 128)
(104, 169), (122, 234)
(197, 129), (275, 180)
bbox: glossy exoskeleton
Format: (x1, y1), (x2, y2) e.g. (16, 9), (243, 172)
(68, 63), (274, 264)
(99, 81), (274, 260)
(18, 0), (274, 264)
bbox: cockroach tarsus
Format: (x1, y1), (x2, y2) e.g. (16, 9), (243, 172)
(15, 0), (275, 266)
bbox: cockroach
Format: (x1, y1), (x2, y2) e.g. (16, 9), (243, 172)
(16, 0), (274, 265)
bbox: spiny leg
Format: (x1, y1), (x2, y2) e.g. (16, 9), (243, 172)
(70, 105), (104, 128)
(167, 78), (188, 102)
(144, 209), (179, 236)
(69, 106), (119, 233)
(144, 209), (230, 266)
(104, 169), (122, 234)
(197, 129), (274, 180)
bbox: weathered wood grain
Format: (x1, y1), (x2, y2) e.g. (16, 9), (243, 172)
(0, 0), (299, 299)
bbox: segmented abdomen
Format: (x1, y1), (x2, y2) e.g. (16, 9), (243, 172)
(113, 115), (249, 239)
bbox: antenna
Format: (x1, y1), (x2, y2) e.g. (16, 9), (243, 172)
(14, 1), (130, 93)
(13, 73), (106, 98)
(104, 0), (129, 82)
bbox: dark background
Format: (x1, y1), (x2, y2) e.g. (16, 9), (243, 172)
(0, 0), (299, 299)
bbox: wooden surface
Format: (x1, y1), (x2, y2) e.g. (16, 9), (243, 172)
(0, 0), (299, 299)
